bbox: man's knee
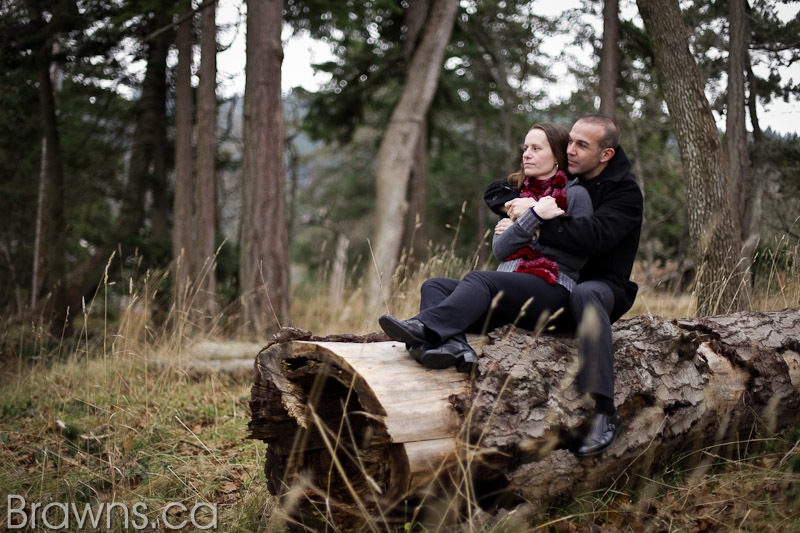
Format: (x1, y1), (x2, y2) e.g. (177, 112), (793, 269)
(570, 282), (613, 320)
(421, 277), (445, 293)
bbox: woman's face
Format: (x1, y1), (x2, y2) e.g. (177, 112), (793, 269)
(522, 128), (558, 179)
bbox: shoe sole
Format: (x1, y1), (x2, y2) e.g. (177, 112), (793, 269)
(419, 351), (457, 369)
(379, 316), (427, 349)
(455, 353), (477, 373)
(422, 346), (478, 372)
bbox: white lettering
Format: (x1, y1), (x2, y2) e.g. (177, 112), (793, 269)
(106, 501), (129, 529)
(163, 502), (188, 530)
(191, 502), (218, 530)
(7, 497), (214, 531)
(71, 502), (105, 529)
(29, 502), (41, 528)
(7, 495), (27, 529)
(41, 502), (68, 530)
(131, 502), (148, 530)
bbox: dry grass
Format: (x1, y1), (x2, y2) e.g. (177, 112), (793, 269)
(1, 239), (799, 531)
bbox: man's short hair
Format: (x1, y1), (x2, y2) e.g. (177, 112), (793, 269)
(577, 114), (619, 150)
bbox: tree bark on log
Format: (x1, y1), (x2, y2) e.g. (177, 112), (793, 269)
(249, 309), (800, 527)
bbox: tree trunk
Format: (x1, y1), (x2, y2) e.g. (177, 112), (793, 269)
(328, 233), (349, 311)
(599, 0), (619, 119)
(368, 0), (459, 313)
(195, 0), (218, 322)
(726, 0), (753, 305)
(37, 41), (68, 335)
(401, 0), (431, 272)
(240, 0), (290, 336)
(744, 60), (763, 261)
(636, 0), (746, 316)
(403, 123), (428, 269)
(174, 0), (194, 316)
(32, 54), (61, 311)
(249, 308), (800, 528)
(64, 12), (171, 317)
(474, 114), (489, 265)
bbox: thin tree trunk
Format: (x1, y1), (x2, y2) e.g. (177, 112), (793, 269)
(37, 41), (68, 335)
(32, 51), (62, 310)
(404, 123), (428, 269)
(474, 114), (488, 265)
(726, 0), (753, 306)
(174, 0), (194, 316)
(240, 0), (290, 336)
(599, 0), (619, 119)
(368, 0), (459, 313)
(328, 233), (350, 311)
(637, 0), (746, 315)
(471, 19), (519, 167)
(65, 13), (171, 317)
(402, 0), (430, 271)
(744, 61), (763, 262)
(195, 0), (218, 322)
(32, 130), (49, 309)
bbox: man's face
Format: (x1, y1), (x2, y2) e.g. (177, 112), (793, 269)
(567, 121), (612, 179)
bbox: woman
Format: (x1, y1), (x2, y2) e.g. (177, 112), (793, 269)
(379, 123), (593, 372)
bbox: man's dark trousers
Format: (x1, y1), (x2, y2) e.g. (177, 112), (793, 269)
(570, 280), (615, 399)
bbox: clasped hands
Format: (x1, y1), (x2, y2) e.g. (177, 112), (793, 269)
(494, 196), (564, 235)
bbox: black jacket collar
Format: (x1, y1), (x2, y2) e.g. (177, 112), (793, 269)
(579, 145), (632, 186)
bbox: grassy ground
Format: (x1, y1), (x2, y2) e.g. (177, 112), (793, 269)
(2, 248), (800, 531)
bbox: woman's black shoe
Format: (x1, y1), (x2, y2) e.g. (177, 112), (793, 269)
(419, 339), (477, 372)
(379, 314), (431, 349)
(575, 411), (622, 457)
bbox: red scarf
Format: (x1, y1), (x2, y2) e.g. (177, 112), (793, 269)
(503, 170), (568, 284)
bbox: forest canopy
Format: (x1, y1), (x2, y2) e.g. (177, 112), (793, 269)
(1, 0), (799, 339)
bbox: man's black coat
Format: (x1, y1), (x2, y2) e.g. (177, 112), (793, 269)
(484, 145), (643, 322)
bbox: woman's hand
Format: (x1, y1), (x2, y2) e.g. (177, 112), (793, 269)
(532, 196), (565, 220)
(504, 198), (537, 221)
(495, 218), (513, 235)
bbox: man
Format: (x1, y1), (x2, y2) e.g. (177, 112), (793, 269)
(485, 114), (643, 457)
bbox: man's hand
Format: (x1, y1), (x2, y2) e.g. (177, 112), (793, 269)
(504, 198), (537, 221)
(495, 218), (513, 235)
(532, 196), (565, 220)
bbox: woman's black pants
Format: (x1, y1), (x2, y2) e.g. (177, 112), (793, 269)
(414, 271), (570, 346)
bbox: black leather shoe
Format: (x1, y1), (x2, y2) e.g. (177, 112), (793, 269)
(575, 411), (622, 457)
(418, 338), (477, 372)
(379, 314), (431, 350)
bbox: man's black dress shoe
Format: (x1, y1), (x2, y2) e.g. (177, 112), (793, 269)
(575, 411), (622, 457)
(417, 338), (477, 372)
(378, 314), (431, 349)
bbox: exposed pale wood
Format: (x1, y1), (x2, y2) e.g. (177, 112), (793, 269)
(151, 358), (253, 380)
(248, 334), (470, 527)
(190, 341), (263, 360)
(309, 340), (466, 442)
(249, 309), (800, 528)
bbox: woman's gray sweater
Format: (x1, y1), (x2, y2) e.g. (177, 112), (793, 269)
(493, 178), (593, 292)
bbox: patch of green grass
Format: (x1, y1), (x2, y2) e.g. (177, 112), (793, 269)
(0, 350), (276, 532)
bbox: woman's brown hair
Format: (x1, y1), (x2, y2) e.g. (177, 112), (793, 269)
(507, 123), (570, 190)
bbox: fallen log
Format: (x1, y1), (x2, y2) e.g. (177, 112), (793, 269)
(247, 329), (471, 528)
(248, 308), (800, 527)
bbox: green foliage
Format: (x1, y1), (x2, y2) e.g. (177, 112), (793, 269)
(0, 0), (188, 318)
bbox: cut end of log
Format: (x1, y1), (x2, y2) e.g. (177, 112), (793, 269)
(248, 334), (469, 522)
